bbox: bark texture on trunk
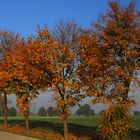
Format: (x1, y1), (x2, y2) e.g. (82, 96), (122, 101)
(25, 115), (29, 132)
(64, 117), (68, 139)
(122, 78), (131, 101)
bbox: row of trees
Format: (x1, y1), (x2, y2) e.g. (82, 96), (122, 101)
(38, 106), (59, 116)
(0, 1), (140, 139)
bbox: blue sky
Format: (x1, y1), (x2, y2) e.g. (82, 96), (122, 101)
(0, 0), (139, 37)
(4, 0), (140, 112)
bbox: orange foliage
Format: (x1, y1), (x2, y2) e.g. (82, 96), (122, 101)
(16, 95), (31, 118)
(78, 1), (140, 139)
(98, 100), (135, 140)
(0, 28), (58, 119)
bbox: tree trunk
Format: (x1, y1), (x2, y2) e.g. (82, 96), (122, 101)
(64, 116), (68, 139)
(3, 93), (8, 127)
(25, 114), (29, 132)
(122, 79), (131, 101)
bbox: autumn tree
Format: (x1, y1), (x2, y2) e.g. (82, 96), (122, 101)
(0, 31), (21, 127)
(94, 0), (139, 99)
(0, 44), (37, 131)
(0, 31), (56, 131)
(12, 27), (59, 131)
(95, 1), (140, 139)
(79, 1), (140, 139)
(52, 20), (82, 139)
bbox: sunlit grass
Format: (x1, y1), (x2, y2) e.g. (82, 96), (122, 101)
(0, 115), (100, 127)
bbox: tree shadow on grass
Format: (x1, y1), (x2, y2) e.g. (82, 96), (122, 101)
(68, 123), (101, 140)
(31, 120), (102, 140)
(0, 119), (101, 140)
(30, 120), (102, 140)
(129, 130), (140, 140)
(1, 119), (140, 140)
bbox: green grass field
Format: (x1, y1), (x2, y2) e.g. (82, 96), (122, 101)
(0, 115), (140, 140)
(134, 116), (140, 130)
(0, 115), (139, 128)
(0, 116), (100, 140)
(0, 115), (100, 127)
(30, 116), (99, 127)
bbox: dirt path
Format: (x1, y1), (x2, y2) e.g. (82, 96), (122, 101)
(0, 131), (39, 140)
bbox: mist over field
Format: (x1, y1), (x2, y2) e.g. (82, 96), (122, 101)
(8, 92), (140, 115)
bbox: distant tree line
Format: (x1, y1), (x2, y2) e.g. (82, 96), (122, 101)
(76, 104), (95, 116)
(134, 111), (140, 116)
(38, 106), (60, 116)
(37, 104), (96, 117)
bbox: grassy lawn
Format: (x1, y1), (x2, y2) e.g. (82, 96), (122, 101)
(0, 115), (99, 127)
(0, 115), (140, 140)
(134, 116), (140, 130)
(0, 116), (100, 140)
(29, 116), (99, 127)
